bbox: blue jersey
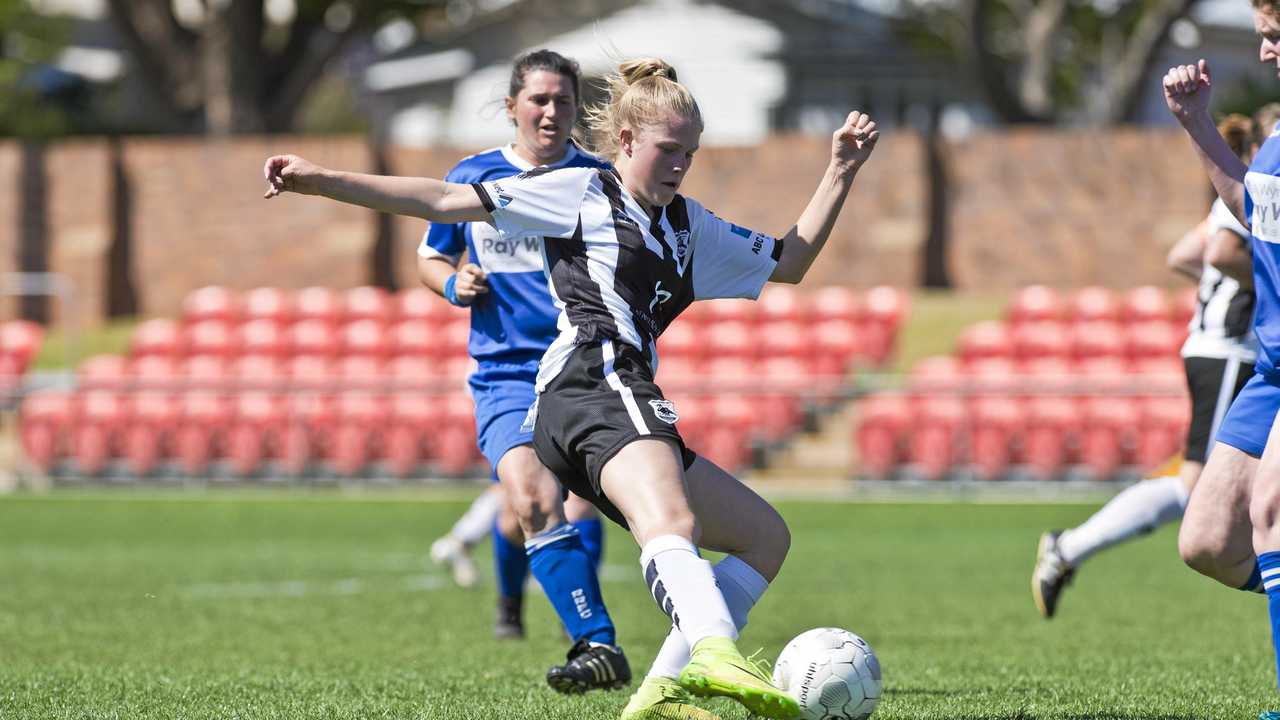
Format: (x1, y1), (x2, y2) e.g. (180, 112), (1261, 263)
(1243, 133), (1280, 379)
(419, 142), (610, 364)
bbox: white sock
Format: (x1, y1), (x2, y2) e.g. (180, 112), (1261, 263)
(1058, 475), (1189, 566)
(639, 536), (737, 651)
(449, 487), (502, 547)
(646, 555), (769, 680)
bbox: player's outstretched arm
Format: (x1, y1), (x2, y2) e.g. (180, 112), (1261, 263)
(262, 154), (492, 224)
(1164, 60), (1250, 225)
(770, 111), (878, 284)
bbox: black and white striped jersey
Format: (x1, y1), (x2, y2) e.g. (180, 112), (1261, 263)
(1183, 198), (1258, 362)
(472, 166), (782, 390)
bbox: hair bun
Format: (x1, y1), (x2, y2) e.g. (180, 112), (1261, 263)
(618, 58), (678, 86)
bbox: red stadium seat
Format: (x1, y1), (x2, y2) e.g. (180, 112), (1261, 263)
(966, 357), (1020, 399)
(1069, 286), (1119, 323)
(1122, 286), (1172, 324)
(756, 357), (810, 438)
(345, 286), (394, 325)
(227, 391), (285, 476)
(1075, 356), (1132, 397)
(706, 321), (754, 360)
(230, 355), (287, 393)
(958, 321), (1014, 364)
(437, 356), (475, 382)
(1016, 356), (1075, 398)
(130, 355), (179, 391)
(388, 320), (436, 358)
(758, 285), (808, 325)
(237, 319), (287, 358)
(711, 394), (756, 440)
(699, 425), (752, 471)
(703, 357), (755, 395)
(130, 319), (182, 358)
(75, 390), (126, 475)
(1007, 285), (1063, 325)
(175, 390), (230, 475)
(387, 356), (436, 391)
(1079, 396), (1141, 478)
(397, 287), (459, 324)
(861, 286), (907, 364)
(1070, 320), (1126, 360)
(657, 321), (700, 361)
(183, 286), (239, 324)
(287, 320), (339, 358)
(1011, 321), (1070, 360)
(78, 354), (129, 390)
(185, 320), (234, 358)
(0, 320), (44, 367)
(430, 393), (478, 475)
(180, 355), (228, 391)
(1137, 396), (1190, 470)
(1173, 286), (1199, 327)
(810, 286), (861, 324)
(20, 391), (74, 471)
(295, 286), (343, 325)
(1126, 321), (1182, 361)
(855, 393), (911, 478)
(908, 355), (965, 398)
(655, 357), (700, 392)
(436, 318), (471, 360)
(341, 319), (390, 359)
(667, 392), (711, 446)
(123, 391), (179, 476)
(757, 321), (807, 362)
(810, 319), (862, 378)
(702, 299), (756, 326)
(908, 396), (965, 480)
(1131, 356), (1186, 398)
(243, 287), (294, 326)
(338, 356), (386, 390)
(970, 396), (1025, 480)
(387, 392), (438, 478)
(1023, 396), (1082, 479)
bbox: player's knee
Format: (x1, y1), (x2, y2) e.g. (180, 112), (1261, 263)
(1178, 522), (1231, 578)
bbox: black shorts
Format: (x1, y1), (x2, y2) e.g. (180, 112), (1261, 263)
(531, 339), (696, 528)
(1184, 356), (1255, 463)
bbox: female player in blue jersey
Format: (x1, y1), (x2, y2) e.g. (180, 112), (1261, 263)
(1164, 5), (1280, 716)
(417, 49), (630, 692)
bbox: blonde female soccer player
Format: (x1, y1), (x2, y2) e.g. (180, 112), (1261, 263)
(263, 58), (878, 720)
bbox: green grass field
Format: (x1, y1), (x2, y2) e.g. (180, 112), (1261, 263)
(0, 491), (1273, 719)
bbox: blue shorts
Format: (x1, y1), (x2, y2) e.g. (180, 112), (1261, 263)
(469, 359), (540, 481)
(1215, 371), (1280, 458)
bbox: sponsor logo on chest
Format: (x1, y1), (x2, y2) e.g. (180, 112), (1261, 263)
(470, 221), (543, 273)
(1248, 171), (1280, 245)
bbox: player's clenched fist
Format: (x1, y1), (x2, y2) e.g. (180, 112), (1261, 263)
(453, 263), (489, 305)
(263, 154), (324, 198)
(832, 111), (879, 176)
(1163, 59), (1212, 124)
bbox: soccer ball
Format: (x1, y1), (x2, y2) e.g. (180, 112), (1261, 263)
(771, 627), (882, 720)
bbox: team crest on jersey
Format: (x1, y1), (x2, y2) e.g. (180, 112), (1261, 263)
(673, 229), (690, 261)
(491, 181), (514, 208)
(648, 399), (679, 424)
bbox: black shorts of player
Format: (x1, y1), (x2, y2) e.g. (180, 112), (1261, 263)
(1184, 355), (1255, 463)
(532, 339), (697, 529)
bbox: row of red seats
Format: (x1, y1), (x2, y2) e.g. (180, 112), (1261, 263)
(657, 318), (879, 368)
(131, 318), (474, 361)
(21, 388), (483, 478)
(0, 320), (43, 399)
(907, 355), (1186, 397)
(957, 319), (1187, 364)
(682, 286), (907, 330)
(856, 390), (1188, 481)
(80, 354), (477, 387)
(1008, 285), (1196, 326)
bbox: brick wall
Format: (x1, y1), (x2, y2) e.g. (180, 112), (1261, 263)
(0, 129), (1220, 326)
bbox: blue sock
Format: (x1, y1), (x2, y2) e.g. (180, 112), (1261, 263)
(1259, 552), (1280, 688)
(1243, 559), (1265, 594)
(493, 520), (529, 602)
(526, 523), (617, 646)
(573, 518), (605, 569)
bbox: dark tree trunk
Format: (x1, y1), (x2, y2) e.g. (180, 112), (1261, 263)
(921, 113), (952, 289)
(18, 143), (49, 324)
(106, 137), (138, 318)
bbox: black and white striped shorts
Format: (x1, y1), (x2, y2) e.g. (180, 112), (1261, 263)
(531, 339), (697, 528)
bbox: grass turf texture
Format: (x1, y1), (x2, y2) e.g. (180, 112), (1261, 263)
(1, 491), (1271, 719)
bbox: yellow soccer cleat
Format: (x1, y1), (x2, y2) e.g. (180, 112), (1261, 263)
(619, 676), (721, 720)
(678, 637), (799, 719)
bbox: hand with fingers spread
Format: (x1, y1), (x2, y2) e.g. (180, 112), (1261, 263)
(1163, 59), (1213, 125)
(452, 263), (489, 305)
(263, 154), (325, 198)
(832, 111), (879, 176)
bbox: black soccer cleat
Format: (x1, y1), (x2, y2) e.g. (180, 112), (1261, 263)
(546, 638), (632, 693)
(494, 596), (524, 640)
(1032, 530), (1076, 619)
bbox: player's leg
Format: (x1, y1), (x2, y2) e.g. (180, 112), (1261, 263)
(622, 454), (788, 720)
(600, 439), (797, 719)
(1180, 371), (1278, 591)
(498, 443), (629, 692)
(1253, 416), (1280, 698)
(492, 484), (529, 639)
(566, 491), (605, 569)
(429, 483), (500, 588)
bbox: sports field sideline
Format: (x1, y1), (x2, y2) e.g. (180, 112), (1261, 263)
(1, 489), (1270, 719)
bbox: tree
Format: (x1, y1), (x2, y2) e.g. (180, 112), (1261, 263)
(0, 0), (71, 138)
(106, 0), (446, 135)
(901, 0), (1204, 125)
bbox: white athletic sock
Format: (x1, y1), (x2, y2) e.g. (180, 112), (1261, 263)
(646, 555), (769, 680)
(1057, 475), (1189, 566)
(639, 536), (737, 651)
(449, 487), (502, 547)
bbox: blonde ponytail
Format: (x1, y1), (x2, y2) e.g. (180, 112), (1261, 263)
(584, 57), (704, 160)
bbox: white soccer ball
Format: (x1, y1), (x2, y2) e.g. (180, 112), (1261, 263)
(772, 627), (882, 720)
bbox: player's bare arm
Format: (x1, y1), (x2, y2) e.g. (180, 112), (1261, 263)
(1167, 219), (1208, 281)
(1206, 228), (1254, 287)
(771, 111), (878, 284)
(1164, 60), (1250, 224)
(262, 154), (492, 225)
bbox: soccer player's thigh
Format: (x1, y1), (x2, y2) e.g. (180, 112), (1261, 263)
(1251, 413), (1280, 548)
(683, 455), (790, 581)
(1181, 441), (1255, 568)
